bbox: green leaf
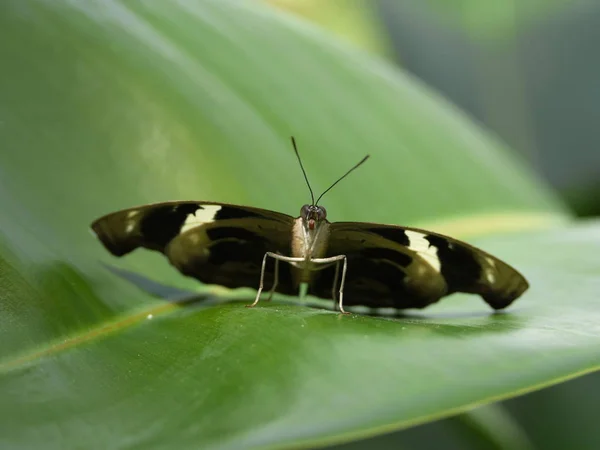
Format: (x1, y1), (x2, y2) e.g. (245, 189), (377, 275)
(0, 0), (590, 449)
(265, 0), (390, 56)
(3, 222), (600, 449)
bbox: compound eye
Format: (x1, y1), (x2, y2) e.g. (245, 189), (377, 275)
(300, 204), (311, 219)
(317, 206), (327, 221)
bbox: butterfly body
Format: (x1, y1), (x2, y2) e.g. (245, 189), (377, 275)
(290, 208), (333, 282)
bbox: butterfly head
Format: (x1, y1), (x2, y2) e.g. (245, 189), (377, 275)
(290, 136), (369, 233)
(301, 204), (327, 230)
(290, 136), (370, 214)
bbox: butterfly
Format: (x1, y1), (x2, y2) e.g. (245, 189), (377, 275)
(91, 137), (529, 314)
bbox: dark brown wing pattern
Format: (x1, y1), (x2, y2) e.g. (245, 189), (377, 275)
(91, 201), (296, 294)
(310, 222), (528, 310)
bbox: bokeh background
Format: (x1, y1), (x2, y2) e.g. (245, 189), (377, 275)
(267, 1), (600, 449)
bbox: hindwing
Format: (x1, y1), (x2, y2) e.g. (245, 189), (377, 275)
(310, 222), (528, 310)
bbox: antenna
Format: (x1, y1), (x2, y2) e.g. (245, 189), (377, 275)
(291, 136), (315, 205)
(315, 154), (370, 205)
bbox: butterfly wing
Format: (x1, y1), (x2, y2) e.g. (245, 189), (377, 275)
(310, 222), (528, 310)
(91, 201), (296, 294)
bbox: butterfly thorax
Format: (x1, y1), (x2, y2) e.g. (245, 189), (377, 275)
(291, 205), (331, 284)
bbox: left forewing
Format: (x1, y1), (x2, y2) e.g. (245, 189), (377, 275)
(90, 201), (293, 256)
(91, 201), (296, 293)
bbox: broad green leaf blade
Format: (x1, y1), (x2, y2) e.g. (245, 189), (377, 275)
(2, 222), (600, 449)
(265, 0), (390, 56)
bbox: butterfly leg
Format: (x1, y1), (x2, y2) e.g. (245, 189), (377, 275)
(338, 256), (348, 314)
(247, 252), (271, 308)
(331, 260), (341, 303)
(266, 258), (279, 301)
(248, 253), (304, 308)
(312, 255), (349, 314)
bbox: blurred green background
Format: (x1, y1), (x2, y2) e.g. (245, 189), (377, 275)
(269, 1), (600, 448)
